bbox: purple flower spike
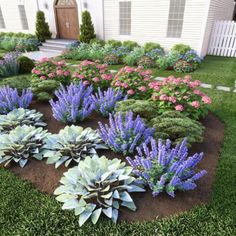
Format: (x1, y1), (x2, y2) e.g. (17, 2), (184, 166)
(98, 111), (154, 155)
(126, 138), (207, 198)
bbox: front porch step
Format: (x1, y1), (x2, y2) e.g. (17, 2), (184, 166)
(42, 42), (67, 49)
(40, 44), (66, 51)
(39, 46), (63, 53)
(45, 39), (75, 46)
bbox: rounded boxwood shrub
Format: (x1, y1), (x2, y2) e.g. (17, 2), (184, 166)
(149, 111), (204, 145)
(144, 42), (163, 53)
(122, 41), (140, 50)
(106, 40), (122, 48)
(17, 56), (35, 74)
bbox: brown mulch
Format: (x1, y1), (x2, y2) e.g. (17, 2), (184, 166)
(6, 101), (225, 222)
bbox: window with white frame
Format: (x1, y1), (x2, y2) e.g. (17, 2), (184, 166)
(167, 0), (186, 38)
(18, 4), (29, 30)
(0, 7), (5, 28)
(119, 1), (131, 35)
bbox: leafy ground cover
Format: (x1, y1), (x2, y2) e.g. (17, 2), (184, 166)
(0, 57), (235, 235)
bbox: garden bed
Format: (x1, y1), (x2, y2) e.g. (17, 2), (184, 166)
(6, 101), (224, 222)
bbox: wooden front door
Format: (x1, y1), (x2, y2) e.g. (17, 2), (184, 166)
(55, 0), (79, 39)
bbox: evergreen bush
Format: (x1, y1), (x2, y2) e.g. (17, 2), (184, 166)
(35, 11), (51, 42)
(80, 11), (96, 43)
(17, 56), (35, 74)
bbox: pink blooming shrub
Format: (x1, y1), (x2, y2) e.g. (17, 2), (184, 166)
(72, 60), (113, 90)
(111, 66), (153, 99)
(150, 75), (212, 119)
(31, 57), (71, 84)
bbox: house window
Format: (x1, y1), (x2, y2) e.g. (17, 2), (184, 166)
(119, 1), (131, 35)
(18, 5), (29, 30)
(0, 7), (5, 28)
(167, 0), (186, 38)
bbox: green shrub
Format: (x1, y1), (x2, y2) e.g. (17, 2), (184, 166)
(156, 51), (181, 70)
(31, 78), (60, 101)
(35, 11), (51, 42)
(149, 111), (204, 145)
(0, 40), (16, 51)
(115, 99), (158, 121)
(17, 56), (35, 74)
(173, 60), (194, 73)
(89, 38), (105, 46)
(122, 41), (139, 50)
(144, 42), (163, 52)
(104, 54), (120, 65)
(80, 10), (96, 43)
(0, 75), (31, 92)
(137, 56), (155, 68)
(123, 47), (145, 66)
(171, 44), (192, 55)
(106, 40), (122, 48)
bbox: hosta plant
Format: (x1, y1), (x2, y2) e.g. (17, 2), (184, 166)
(91, 87), (127, 117)
(112, 66), (153, 99)
(150, 76), (212, 120)
(72, 60), (113, 90)
(0, 125), (49, 168)
(0, 86), (33, 114)
(127, 138), (207, 197)
(50, 83), (95, 124)
(43, 125), (107, 168)
(149, 111), (204, 145)
(0, 108), (46, 134)
(98, 111), (155, 155)
(54, 155), (145, 226)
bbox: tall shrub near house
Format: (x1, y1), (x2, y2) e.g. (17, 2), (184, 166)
(79, 10), (96, 43)
(35, 11), (51, 42)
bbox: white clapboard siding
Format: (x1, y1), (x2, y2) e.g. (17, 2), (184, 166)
(208, 21), (236, 57)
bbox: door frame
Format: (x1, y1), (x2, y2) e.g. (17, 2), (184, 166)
(53, 0), (79, 39)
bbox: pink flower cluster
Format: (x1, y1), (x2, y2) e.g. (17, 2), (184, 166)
(151, 75), (212, 118)
(112, 66), (152, 98)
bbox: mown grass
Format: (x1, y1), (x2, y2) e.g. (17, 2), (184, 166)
(0, 57), (236, 235)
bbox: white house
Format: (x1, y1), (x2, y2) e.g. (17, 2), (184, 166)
(0, 0), (234, 56)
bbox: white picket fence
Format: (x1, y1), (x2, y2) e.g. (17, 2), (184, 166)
(208, 20), (236, 57)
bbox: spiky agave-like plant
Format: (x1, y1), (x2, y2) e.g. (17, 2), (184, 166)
(54, 155), (145, 226)
(0, 125), (49, 168)
(91, 87), (127, 117)
(126, 138), (207, 197)
(98, 111), (155, 155)
(49, 83), (95, 124)
(0, 108), (47, 134)
(43, 125), (107, 168)
(0, 86), (33, 114)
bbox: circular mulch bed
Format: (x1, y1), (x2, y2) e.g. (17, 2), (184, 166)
(5, 101), (225, 222)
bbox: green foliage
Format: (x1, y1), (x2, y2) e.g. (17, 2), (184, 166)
(80, 11), (96, 43)
(171, 44), (192, 55)
(0, 32), (37, 39)
(173, 60), (194, 73)
(106, 40), (122, 48)
(122, 41), (139, 50)
(137, 56), (155, 68)
(144, 42), (163, 52)
(0, 75), (31, 92)
(115, 99), (158, 121)
(156, 51), (181, 70)
(89, 38), (105, 46)
(0, 125), (49, 168)
(104, 54), (120, 65)
(0, 41), (16, 51)
(149, 111), (204, 145)
(123, 47), (145, 66)
(0, 108), (46, 134)
(54, 155), (145, 226)
(17, 56), (35, 74)
(35, 11), (51, 42)
(31, 77), (60, 101)
(43, 125), (107, 168)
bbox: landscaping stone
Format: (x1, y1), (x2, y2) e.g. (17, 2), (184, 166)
(200, 83), (213, 89)
(154, 77), (165, 81)
(110, 69), (117, 73)
(216, 86), (231, 92)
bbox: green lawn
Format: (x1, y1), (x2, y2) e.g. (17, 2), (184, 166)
(0, 57), (236, 235)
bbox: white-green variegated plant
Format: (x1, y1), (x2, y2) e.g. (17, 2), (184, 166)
(54, 155), (145, 226)
(0, 108), (47, 134)
(43, 125), (107, 168)
(0, 125), (49, 168)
